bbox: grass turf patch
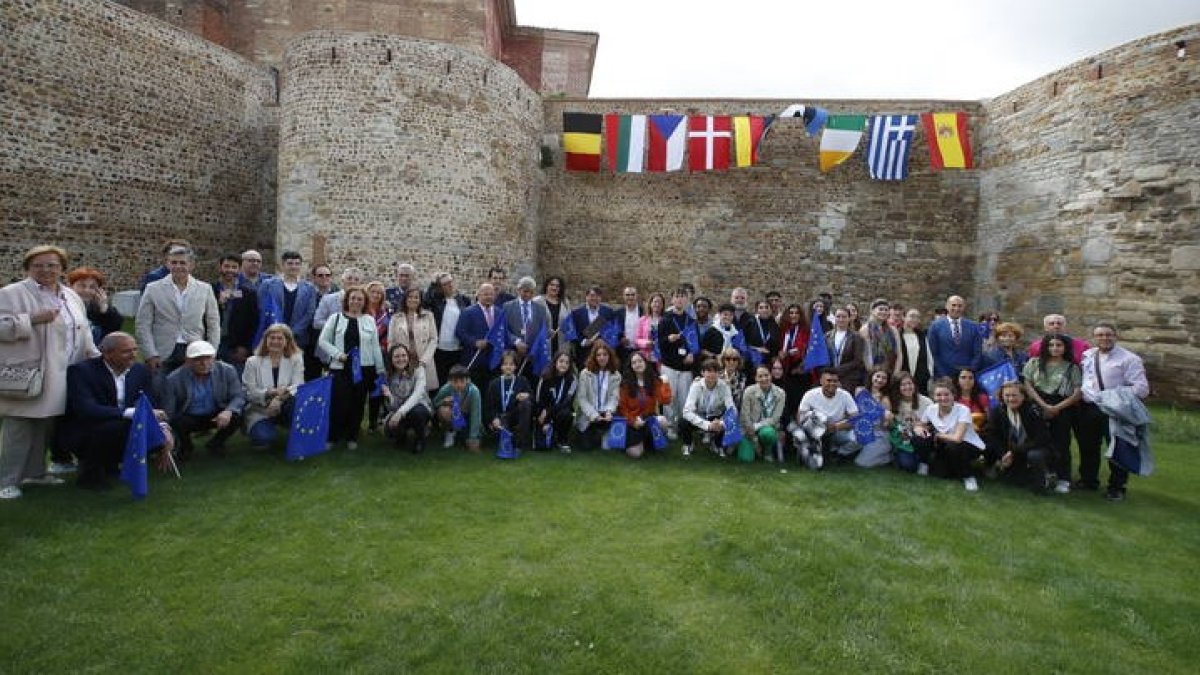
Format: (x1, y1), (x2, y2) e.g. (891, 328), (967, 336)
(2, 406), (1198, 673)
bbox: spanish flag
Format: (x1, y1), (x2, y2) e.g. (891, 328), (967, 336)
(562, 112), (602, 172)
(921, 112), (974, 169)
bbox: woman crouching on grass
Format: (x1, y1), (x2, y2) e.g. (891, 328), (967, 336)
(617, 352), (672, 459)
(242, 323), (305, 449)
(740, 365), (786, 462)
(575, 340), (621, 450)
(890, 372), (933, 473)
(983, 381), (1057, 494)
(484, 350), (533, 454)
(535, 350), (577, 452)
(854, 367), (895, 468)
(381, 343), (432, 453)
(912, 377), (987, 492)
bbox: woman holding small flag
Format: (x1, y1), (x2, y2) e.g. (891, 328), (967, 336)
(634, 292), (667, 364)
(777, 303), (811, 422)
(617, 352), (672, 459)
(745, 300), (781, 372)
(381, 344), (432, 453)
(575, 340), (621, 450)
(242, 323), (305, 449)
(484, 350), (533, 455)
(535, 350), (577, 452)
(318, 286), (384, 450)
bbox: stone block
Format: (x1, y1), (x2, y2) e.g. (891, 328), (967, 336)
(1082, 275), (1110, 296)
(1170, 246), (1200, 270)
(1133, 164), (1172, 182)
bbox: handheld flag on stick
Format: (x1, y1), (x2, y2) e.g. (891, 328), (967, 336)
(486, 317), (507, 371)
(645, 415), (669, 450)
(371, 371), (388, 397)
(599, 319), (621, 351)
(682, 323), (701, 356)
(528, 323), (551, 376)
(604, 416), (627, 450)
(253, 291), (280, 351)
(349, 347), (363, 384)
(802, 329), (832, 371)
(721, 406), (743, 448)
(977, 361), (1018, 405)
(451, 394), (468, 431)
(286, 376), (333, 461)
(559, 314), (578, 344)
(121, 392), (165, 501)
(496, 428), (518, 459)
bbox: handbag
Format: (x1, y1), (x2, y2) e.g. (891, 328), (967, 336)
(0, 361), (43, 399)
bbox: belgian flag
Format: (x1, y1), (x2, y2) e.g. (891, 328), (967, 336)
(562, 112), (602, 172)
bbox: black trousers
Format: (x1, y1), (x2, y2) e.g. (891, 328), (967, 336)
(330, 367), (374, 443)
(434, 349), (462, 391)
(912, 435), (980, 480)
(492, 400), (533, 450)
(679, 414), (722, 446)
(385, 404), (432, 446)
(172, 412), (240, 456)
(1036, 394), (1077, 481)
(74, 419), (129, 486)
(1076, 402), (1108, 486)
(538, 406), (575, 447)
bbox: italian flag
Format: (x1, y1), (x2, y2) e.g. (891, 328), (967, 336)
(819, 114), (867, 172)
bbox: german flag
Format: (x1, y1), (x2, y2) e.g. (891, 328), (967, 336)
(562, 112), (602, 172)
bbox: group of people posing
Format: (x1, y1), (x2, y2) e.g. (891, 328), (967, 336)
(0, 241), (1151, 502)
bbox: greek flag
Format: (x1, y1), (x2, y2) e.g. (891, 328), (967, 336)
(866, 115), (917, 181)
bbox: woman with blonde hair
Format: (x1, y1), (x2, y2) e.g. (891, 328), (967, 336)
(243, 323), (305, 448)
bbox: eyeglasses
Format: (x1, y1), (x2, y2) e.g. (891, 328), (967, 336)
(314, 272), (332, 277)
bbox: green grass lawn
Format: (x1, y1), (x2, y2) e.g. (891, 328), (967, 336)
(2, 407), (1197, 674)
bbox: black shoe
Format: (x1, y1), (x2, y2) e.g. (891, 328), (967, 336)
(1105, 488), (1126, 502)
(1072, 480), (1100, 491)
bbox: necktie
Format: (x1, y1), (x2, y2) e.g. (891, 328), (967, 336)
(485, 306), (493, 328)
(952, 319), (961, 344)
(522, 302), (531, 333)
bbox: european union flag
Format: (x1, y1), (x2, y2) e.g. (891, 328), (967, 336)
(604, 416), (627, 450)
(852, 390), (884, 445)
(599, 318), (620, 349)
(349, 347), (363, 384)
(731, 331), (760, 367)
(802, 329), (831, 371)
(559, 314), (578, 344)
(371, 371), (388, 397)
(496, 427), (518, 459)
(528, 323), (551, 376)
(121, 392), (165, 501)
(451, 393), (468, 430)
(681, 323), (700, 355)
(645, 415), (669, 450)
(977, 360), (1017, 404)
(651, 325), (662, 362)
(253, 290), (280, 349)
(287, 376), (332, 461)
(486, 316), (507, 370)
(541, 422), (554, 450)
(721, 406), (742, 448)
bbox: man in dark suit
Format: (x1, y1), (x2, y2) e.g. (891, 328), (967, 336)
(257, 250), (318, 350)
(568, 285), (615, 368)
(213, 253), (259, 373)
(927, 294), (983, 380)
(65, 332), (173, 490)
(489, 266), (515, 308)
(501, 277), (550, 371)
(455, 282), (500, 392)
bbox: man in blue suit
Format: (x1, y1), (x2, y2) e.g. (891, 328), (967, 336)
(455, 282), (500, 392)
(927, 294), (983, 381)
(568, 285), (615, 368)
(65, 332), (172, 490)
(500, 277), (550, 370)
(257, 250), (318, 349)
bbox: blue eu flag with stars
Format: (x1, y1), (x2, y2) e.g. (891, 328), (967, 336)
(977, 361), (1017, 406)
(559, 313), (578, 344)
(253, 290), (280, 350)
(486, 316), (508, 370)
(287, 376), (332, 461)
(802, 329), (832, 371)
(528, 323), (551, 376)
(682, 323), (701, 356)
(121, 392), (165, 501)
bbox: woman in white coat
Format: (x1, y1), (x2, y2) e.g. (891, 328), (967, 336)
(243, 323), (305, 448)
(318, 287), (385, 450)
(0, 245), (98, 499)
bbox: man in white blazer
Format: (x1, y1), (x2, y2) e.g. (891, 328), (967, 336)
(135, 246), (220, 390)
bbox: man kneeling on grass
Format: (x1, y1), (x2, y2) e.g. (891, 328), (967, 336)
(794, 368), (861, 470)
(162, 340), (245, 460)
(431, 364), (482, 452)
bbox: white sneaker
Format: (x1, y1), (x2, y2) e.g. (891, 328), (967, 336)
(806, 451), (824, 472)
(346, 441), (358, 451)
(917, 463), (929, 476)
(48, 462), (77, 475)
(666, 428), (679, 441)
(963, 476), (979, 492)
(0, 485), (22, 500)
(21, 475), (65, 486)
(1055, 480), (1071, 494)
(443, 431), (456, 449)
(557, 444), (572, 454)
(681, 444), (692, 457)
(716, 447), (726, 458)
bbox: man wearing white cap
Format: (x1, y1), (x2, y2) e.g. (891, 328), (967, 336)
(162, 340), (245, 460)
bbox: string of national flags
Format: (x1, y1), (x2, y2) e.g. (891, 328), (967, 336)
(561, 105), (974, 181)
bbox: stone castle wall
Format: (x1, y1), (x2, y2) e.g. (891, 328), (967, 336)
(538, 99), (983, 316)
(1, 0), (277, 287)
(276, 32), (544, 285)
(976, 25), (1200, 402)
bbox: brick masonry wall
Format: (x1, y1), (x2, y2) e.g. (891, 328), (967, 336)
(539, 99), (982, 320)
(276, 32), (544, 287)
(977, 25), (1200, 402)
(1, 0), (278, 288)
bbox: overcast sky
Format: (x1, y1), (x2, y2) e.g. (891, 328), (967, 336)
(515, 0), (1198, 100)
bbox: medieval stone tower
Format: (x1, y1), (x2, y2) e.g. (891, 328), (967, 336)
(2, 0), (1197, 402)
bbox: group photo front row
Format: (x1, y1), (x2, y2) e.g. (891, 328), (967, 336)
(0, 242), (1153, 502)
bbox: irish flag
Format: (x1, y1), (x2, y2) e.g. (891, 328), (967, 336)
(605, 114), (647, 173)
(819, 114), (867, 172)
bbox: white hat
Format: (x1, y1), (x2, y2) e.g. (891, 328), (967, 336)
(185, 340), (217, 359)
